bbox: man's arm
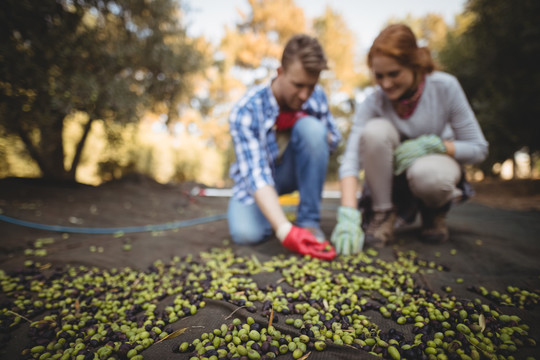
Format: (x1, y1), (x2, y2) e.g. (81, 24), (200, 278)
(229, 102), (276, 197)
(255, 184), (336, 260)
(253, 185), (289, 239)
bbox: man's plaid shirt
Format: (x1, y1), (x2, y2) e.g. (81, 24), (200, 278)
(228, 81), (341, 204)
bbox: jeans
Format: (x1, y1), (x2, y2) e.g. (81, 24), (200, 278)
(227, 116), (329, 244)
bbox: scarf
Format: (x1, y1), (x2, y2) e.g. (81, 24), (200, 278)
(275, 111), (307, 131)
(393, 78), (425, 119)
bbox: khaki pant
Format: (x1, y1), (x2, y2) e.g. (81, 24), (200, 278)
(360, 118), (462, 211)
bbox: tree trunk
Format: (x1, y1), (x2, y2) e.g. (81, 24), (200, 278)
(17, 115), (75, 183)
(16, 124), (47, 177)
(38, 117), (73, 182)
(68, 118), (94, 179)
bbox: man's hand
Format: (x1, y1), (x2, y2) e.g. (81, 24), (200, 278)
(331, 206), (364, 255)
(282, 225), (336, 260)
(394, 134), (446, 175)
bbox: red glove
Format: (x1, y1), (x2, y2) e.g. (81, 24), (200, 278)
(282, 226), (337, 261)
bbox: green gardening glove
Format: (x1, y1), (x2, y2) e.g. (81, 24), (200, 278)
(394, 134), (446, 175)
(330, 206), (364, 255)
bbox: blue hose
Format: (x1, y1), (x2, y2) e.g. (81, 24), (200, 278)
(0, 213), (227, 234)
(0, 204), (337, 235)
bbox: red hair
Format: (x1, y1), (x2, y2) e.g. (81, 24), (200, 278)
(367, 24), (435, 75)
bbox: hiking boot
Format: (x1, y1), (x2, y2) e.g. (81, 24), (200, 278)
(365, 209), (396, 248)
(420, 204), (450, 243)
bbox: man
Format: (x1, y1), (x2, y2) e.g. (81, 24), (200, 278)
(227, 34), (341, 260)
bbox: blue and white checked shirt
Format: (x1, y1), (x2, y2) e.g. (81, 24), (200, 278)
(228, 81), (342, 204)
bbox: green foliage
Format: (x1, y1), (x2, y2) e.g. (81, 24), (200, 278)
(0, 0), (206, 181)
(439, 0), (540, 172)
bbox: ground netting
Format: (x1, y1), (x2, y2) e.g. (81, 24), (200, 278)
(1, 236), (539, 359)
(0, 186), (539, 360)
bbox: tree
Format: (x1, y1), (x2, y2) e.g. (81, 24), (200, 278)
(313, 6), (366, 96)
(219, 0), (307, 82)
(439, 0), (540, 173)
(0, 0), (206, 181)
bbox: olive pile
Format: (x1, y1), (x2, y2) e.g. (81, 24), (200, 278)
(466, 285), (539, 310)
(0, 247), (538, 359)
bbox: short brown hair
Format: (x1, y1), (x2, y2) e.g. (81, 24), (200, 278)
(367, 24), (435, 76)
(281, 34), (328, 74)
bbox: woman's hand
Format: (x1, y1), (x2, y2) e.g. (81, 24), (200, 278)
(394, 134), (446, 175)
(331, 206), (364, 255)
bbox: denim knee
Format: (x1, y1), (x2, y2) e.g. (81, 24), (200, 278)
(227, 198), (271, 245)
(229, 224), (268, 245)
(293, 116), (328, 151)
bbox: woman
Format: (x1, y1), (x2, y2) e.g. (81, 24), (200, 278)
(330, 24), (488, 255)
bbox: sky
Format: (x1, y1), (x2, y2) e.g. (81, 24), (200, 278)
(185, 0), (468, 51)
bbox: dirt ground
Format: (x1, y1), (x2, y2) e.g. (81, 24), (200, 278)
(1, 175), (537, 270)
(0, 175), (539, 359)
(466, 178), (540, 212)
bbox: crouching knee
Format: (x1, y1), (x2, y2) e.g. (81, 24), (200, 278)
(229, 225), (269, 245)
